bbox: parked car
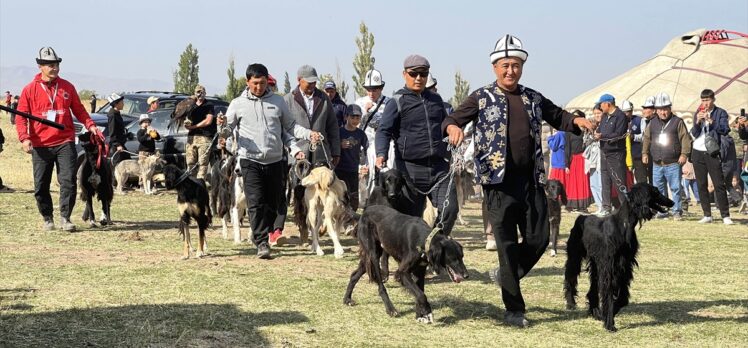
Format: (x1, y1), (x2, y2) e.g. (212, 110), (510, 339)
(74, 91), (228, 169)
(122, 102), (229, 168)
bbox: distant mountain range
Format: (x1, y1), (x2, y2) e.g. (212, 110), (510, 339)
(0, 66), (218, 97)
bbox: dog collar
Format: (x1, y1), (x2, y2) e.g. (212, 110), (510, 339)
(423, 226), (441, 256)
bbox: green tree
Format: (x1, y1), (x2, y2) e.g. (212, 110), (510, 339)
(78, 89), (96, 102)
(173, 43), (200, 94)
(449, 71), (470, 108)
(335, 62), (349, 102)
(352, 21), (375, 98)
(225, 55), (246, 100)
(283, 71), (291, 94)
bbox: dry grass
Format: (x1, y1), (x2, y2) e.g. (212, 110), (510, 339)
(1, 121), (747, 347)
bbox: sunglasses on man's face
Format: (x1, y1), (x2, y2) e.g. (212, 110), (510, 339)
(406, 70), (429, 78)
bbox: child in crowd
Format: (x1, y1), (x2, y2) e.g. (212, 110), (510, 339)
(336, 104), (368, 211)
(136, 114), (160, 162)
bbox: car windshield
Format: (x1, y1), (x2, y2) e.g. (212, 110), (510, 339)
(127, 108), (189, 136)
(99, 97), (150, 117)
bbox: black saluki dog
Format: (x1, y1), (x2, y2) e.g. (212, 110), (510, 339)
(564, 183), (673, 331)
(344, 205), (468, 323)
(77, 132), (113, 227)
(163, 164), (212, 259)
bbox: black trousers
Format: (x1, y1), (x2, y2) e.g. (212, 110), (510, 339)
(601, 151), (628, 210)
(395, 157), (458, 235)
(484, 180), (549, 313)
(241, 159), (285, 246)
(691, 150), (730, 218)
(335, 169), (360, 211)
(632, 157), (652, 184)
(273, 161), (290, 231)
(32, 141), (78, 219)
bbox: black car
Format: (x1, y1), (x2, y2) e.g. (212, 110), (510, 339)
(74, 91), (228, 168)
(122, 102), (229, 168)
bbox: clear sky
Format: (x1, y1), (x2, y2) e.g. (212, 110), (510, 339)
(1, 0), (746, 104)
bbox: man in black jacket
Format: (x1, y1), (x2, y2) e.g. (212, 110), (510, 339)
(376, 54), (457, 235)
(107, 93), (130, 167)
(595, 94), (628, 216)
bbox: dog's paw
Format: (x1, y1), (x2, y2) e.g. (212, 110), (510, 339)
(180, 255), (190, 260)
(416, 313), (434, 324)
(386, 309), (399, 317)
(334, 249), (345, 259)
(316, 249), (325, 256)
(343, 298), (355, 306)
(590, 308), (603, 321)
(550, 249), (557, 257)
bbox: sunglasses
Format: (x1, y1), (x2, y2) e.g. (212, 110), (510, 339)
(406, 70), (429, 78)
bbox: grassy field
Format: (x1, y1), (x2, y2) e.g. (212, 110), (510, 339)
(1, 120), (746, 347)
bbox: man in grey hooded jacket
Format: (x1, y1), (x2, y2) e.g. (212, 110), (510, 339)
(225, 63), (320, 259)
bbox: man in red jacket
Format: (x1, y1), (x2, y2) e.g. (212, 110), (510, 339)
(15, 47), (100, 232)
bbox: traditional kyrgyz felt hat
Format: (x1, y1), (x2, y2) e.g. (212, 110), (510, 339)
(490, 35), (528, 64)
(36, 46), (62, 64)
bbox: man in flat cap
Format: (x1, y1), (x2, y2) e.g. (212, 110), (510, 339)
(284, 65), (340, 167)
(443, 35), (592, 327)
(376, 54), (458, 235)
(15, 46), (102, 232)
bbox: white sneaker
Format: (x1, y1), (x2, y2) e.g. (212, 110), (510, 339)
(698, 216), (713, 224)
(723, 217), (734, 225)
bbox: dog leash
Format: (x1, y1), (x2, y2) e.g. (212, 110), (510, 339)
(309, 134), (333, 168)
(423, 143), (460, 257)
(89, 132), (108, 170)
(174, 163), (199, 186)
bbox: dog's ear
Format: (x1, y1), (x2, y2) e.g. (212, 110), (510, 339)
(427, 237), (445, 274)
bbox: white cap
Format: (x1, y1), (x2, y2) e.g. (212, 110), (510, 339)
(621, 100), (633, 112)
(654, 92), (672, 108)
(139, 113), (151, 124)
(490, 34), (528, 64)
(425, 73), (437, 89)
(107, 93), (123, 104)
(363, 68), (385, 88)
(642, 96), (656, 108)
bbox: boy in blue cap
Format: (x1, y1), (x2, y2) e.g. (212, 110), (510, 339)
(337, 104), (368, 211)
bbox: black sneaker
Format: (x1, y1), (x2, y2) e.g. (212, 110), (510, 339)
(257, 242), (272, 259)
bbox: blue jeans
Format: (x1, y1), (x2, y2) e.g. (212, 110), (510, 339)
(652, 163), (682, 214)
(682, 178), (699, 202)
(589, 168), (602, 211)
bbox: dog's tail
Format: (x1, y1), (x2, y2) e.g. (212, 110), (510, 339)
(357, 212), (379, 283)
(564, 215), (587, 310)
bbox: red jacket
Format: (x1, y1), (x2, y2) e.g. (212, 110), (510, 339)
(15, 73), (95, 147)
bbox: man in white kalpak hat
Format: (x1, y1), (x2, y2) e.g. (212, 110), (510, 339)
(443, 34), (593, 327)
(15, 47), (102, 232)
(355, 67), (393, 196)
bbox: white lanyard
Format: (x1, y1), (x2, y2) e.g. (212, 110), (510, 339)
(659, 117), (673, 134)
(39, 82), (59, 108)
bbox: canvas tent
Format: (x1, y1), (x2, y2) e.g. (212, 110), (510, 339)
(566, 29), (748, 127)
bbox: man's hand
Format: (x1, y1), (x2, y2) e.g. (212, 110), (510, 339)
(573, 117), (593, 131)
(309, 131), (322, 144)
(678, 154), (687, 165)
(88, 125), (99, 135)
(217, 138), (226, 149)
(116, 145), (124, 152)
(446, 124), (464, 146)
(185, 124), (196, 130)
(295, 152), (305, 160)
(22, 139), (32, 154)
(375, 156), (385, 169)
(642, 154), (649, 165)
(359, 166), (369, 175)
(594, 132), (601, 140)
